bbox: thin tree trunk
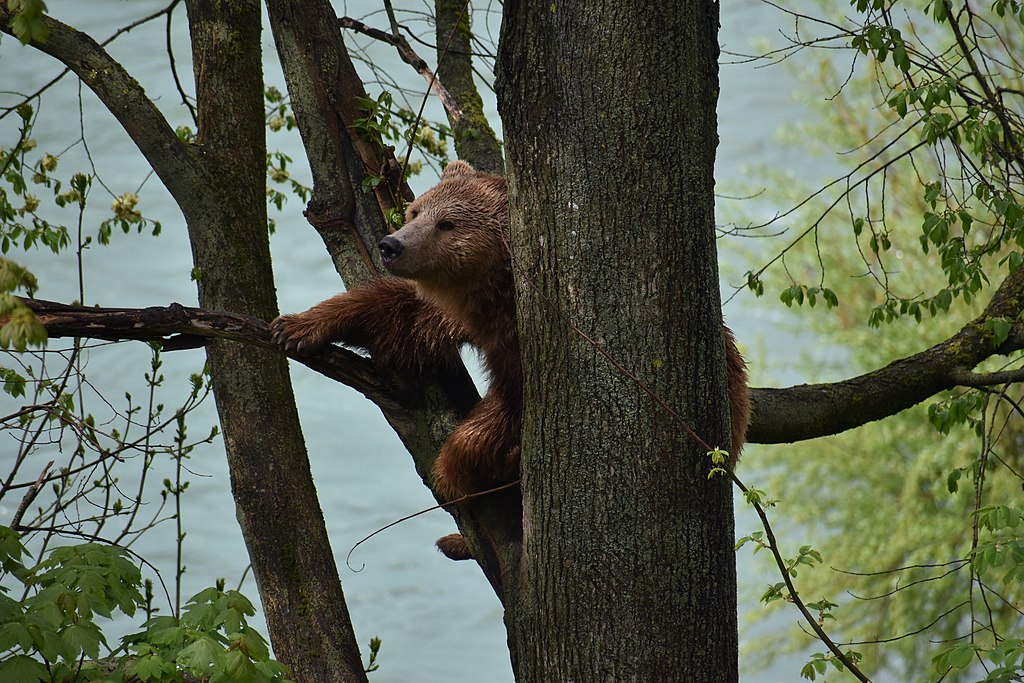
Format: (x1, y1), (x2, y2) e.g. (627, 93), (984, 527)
(182, 3), (367, 680)
(435, 0), (504, 174)
(498, 1), (738, 680)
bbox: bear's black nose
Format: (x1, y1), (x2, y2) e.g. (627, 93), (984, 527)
(378, 236), (404, 263)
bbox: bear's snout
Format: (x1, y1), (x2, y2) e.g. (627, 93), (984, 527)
(379, 235), (405, 264)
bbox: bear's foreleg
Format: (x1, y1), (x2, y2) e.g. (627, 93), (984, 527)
(270, 277), (467, 373)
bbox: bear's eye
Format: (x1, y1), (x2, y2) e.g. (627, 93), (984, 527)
(408, 209), (420, 219)
(437, 220), (456, 232)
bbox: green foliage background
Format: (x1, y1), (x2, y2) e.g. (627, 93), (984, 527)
(727, 3), (1024, 680)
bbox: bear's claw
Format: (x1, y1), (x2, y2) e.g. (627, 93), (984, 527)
(269, 315), (323, 354)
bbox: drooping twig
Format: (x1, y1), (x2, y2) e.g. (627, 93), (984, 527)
(0, 1), (183, 121)
(10, 460), (53, 529)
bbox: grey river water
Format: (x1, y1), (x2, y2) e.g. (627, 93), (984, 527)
(0, 2), (825, 680)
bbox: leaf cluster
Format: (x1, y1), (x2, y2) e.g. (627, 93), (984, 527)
(352, 90), (451, 189)
(0, 526), (290, 683)
(124, 588), (289, 683)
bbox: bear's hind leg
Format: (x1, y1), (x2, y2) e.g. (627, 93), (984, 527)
(431, 389), (520, 501)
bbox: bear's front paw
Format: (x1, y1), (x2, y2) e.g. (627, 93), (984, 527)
(269, 314), (330, 354)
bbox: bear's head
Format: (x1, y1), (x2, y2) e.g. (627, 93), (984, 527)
(378, 161), (509, 293)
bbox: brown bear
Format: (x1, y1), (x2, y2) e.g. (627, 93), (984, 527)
(271, 160), (749, 554)
(271, 160), (521, 503)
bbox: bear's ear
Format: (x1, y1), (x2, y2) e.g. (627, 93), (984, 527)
(441, 160), (476, 180)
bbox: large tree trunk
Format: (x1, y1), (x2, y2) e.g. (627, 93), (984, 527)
(498, 1), (738, 680)
(181, 3), (367, 681)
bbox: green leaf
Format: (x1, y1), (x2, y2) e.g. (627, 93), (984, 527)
(59, 621), (104, 661)
(130, 653), (174, 681)
(986, 316), (1012, 347)
(892, 40), (909, 72)
(0, 301), (47, 351)
(0, 654), (49, 682)
(1005, 251), (1024, 274)
(947, 468), (961, 494)
(0, 367), (27, 398)
(235, 625), (270, 662)
(8, 0), (49, 45)
(141, 622), (186, 648)
(176, 635), (221, 675)
(933, 642), (979, 672)
(218, 648), (256, 682)
(0, 622), (32, 653)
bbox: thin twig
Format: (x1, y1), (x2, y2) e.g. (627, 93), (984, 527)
(339, 16), (464, 125)
(10, 460), (53, 528)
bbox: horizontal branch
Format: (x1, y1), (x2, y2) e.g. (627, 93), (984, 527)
(948, 367), (1024, 387)
(747, 267), (1024, 444)
(19, 266), (1024, 448)
(20, 298), (446, 419)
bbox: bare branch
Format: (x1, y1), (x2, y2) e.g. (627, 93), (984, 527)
(748, 268), (1024, 444)
(0, 7), (210, 216)
(339, 15), (465, 127)
(21, 277), (1024, 453)
(21, 298), (424, 413)
(948, 367), (1024, 387)
(0, 1), (182, 121)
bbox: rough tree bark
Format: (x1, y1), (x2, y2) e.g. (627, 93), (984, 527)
(182, 6), (366, 680)
(498, 1), (737, 680)
(167, 4), (371, 680)
(435, 0), (504, 174)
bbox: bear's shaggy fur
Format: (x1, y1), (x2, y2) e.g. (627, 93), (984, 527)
(272, 161), (749, 554)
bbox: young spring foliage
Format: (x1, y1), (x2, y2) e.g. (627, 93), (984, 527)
(0, 526), (290, 682)
(724, 0), (1024, 680)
